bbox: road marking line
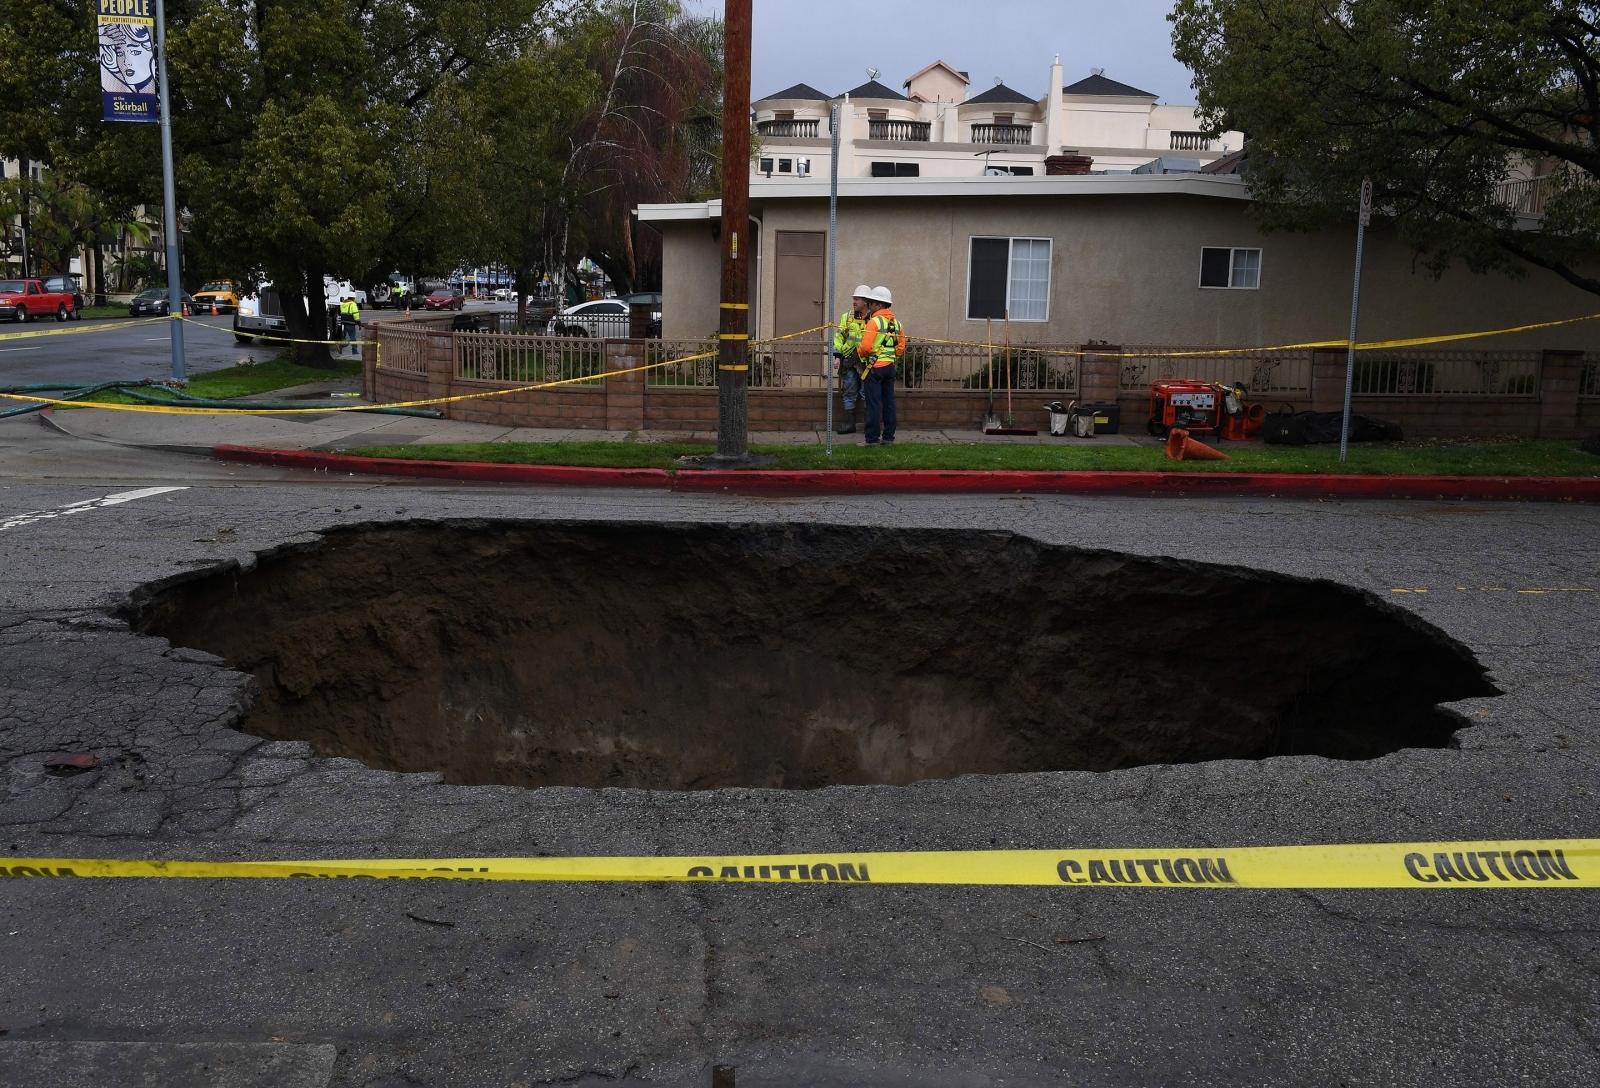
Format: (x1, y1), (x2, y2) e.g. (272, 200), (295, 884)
(0, 486), (189, 532)
(144, 337), (172, 342)
(0, 346), (42, 353)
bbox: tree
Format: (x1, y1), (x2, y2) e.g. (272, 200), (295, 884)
(559, 0), (723, 297)
(169, 0), (567, 363)
(1172, 0), (1600, 297)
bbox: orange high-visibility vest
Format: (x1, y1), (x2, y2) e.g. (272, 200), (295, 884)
(857, 309), (905, 368)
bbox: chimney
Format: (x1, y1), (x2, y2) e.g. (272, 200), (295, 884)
(1045, 54), (1065, 152)
(1045, 153), (1092, 175)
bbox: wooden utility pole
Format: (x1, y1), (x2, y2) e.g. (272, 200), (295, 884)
(715, 0), (752, 460)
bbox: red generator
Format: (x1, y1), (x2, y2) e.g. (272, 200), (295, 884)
(1148, 379), (1221, 437)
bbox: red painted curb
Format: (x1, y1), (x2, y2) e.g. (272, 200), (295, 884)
(212, 444), (1600, 501)
(213, 444), (670, 488)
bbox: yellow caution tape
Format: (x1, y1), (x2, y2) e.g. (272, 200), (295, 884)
(0, 840), (1593, 888)
(0, 323), (837, 417)
(176, 314), (375, 350)
(886, 309), (1600, 360)
(0, 315), (170, 342)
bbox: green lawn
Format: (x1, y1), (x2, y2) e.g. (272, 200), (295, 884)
(88, 356), (362, 404)
(336, 438), (1600, 477)
(78, 305), (134, 319)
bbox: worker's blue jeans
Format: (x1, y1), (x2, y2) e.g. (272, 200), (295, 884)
(342, 320), (359, 355)
(840, 365), (861, 411)
(863, 364), (896, 443)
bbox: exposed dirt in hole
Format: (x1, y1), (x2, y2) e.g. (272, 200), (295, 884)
(127, 521), (1498, 790)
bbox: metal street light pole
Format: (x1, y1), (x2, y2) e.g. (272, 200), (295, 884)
(1339, 178), (1372, 463)
(714, 0), (752, 461)
(154, 0), (186, 381)
(825, 101), (840, 457)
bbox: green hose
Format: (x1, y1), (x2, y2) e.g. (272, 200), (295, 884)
(0, 380), (154, 419)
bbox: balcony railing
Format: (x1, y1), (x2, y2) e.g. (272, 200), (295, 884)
(867, 119), (931, 142)
(1496, 176), (1547, 215)
(971, 123), (1033, 145)
(756, 119), (819, 139)
(1170, 132), (1215, 151)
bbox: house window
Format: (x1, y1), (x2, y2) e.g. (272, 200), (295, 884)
(773, 110), (794, 121)
(759, 157), (774, 174)
(870, 162), (920, 177)
(1199, 247), (1262, 289)
(868, 109), (887, 121)
(994, 113), (1014, 126)
(778, 158), (793, 173)
(967, 236), (1052, 321)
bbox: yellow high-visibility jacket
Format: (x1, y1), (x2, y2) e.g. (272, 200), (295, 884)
(833, 310), (867, 367)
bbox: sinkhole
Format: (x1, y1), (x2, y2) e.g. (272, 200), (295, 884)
(127, 522), (1498, 790)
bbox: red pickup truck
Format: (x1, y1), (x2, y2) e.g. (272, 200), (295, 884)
(0, 278), (77, 323)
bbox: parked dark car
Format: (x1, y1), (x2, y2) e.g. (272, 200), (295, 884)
(423, 287), (464, 311)
(41, 274), (85, 319)
(128, 288), (193, 316)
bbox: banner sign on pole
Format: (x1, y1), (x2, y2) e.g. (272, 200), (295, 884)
(98, 0), (159, 123)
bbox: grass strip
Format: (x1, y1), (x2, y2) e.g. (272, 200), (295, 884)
(89, 356), (362, 405)
(337, 439), (1600, 477)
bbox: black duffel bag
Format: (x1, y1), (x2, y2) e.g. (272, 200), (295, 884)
(1261, 404), (1308, 445)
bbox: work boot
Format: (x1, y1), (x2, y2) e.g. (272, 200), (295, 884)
(835, 414), (856, 434)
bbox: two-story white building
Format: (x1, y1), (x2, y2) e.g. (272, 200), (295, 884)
(751, 58), (1245, 182)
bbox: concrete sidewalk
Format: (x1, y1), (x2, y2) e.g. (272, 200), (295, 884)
(39, 379), (1168, 453)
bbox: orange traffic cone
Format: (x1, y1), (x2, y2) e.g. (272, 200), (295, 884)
(211, 301), (219, 315)
(1165, 427), (1230, 461)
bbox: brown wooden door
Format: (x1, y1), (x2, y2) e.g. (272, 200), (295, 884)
(773, 230), (826, 340)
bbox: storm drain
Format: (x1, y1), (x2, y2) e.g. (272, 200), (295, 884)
(127, 522), (1497, 790)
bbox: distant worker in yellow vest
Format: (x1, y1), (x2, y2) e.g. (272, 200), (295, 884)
(339, 295), (361, 356)
(831, 285), (871, 434)
(855, 285), (904, 445)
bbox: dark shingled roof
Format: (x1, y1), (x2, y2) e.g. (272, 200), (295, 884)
(1062, 73), (1157, 98)
(1201, 146), (1249, 174)
(839, 79), (909, 101)
(965, 83), (1039, 106)
(755, 82), (831, 103)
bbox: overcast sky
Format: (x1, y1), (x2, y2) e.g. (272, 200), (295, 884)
(683, 0), (1197, 104)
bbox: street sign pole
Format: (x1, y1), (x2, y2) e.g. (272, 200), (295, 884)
(154, 0), (185, 381)
(713, 0), (752, 462)
(1339, 177), (1372, 463)
(825, 101), (840, 458)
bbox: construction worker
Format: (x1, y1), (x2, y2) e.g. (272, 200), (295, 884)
(831, 285), (871, 434)
(339, 295), (361, 355)
(855, 285), (904, 445)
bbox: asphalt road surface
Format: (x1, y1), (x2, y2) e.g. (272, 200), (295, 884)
(0, 301), (508, 388)
(0, 418), (1597, 1086)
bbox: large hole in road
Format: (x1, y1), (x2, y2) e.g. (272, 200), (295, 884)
(128, 522), (1497, 790)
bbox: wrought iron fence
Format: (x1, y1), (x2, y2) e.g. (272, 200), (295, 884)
(376, 325), (429, 374)
(455, 331), (605, 385)
(971, 124), (1033, 145)
(1119, 348), (1313, 395)
(1581, 353), (1599, 398)
(1347, 349), (1540, 396)
(644, 339), (721, 387)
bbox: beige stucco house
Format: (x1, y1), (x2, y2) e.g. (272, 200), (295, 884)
(638, 172), (1597, 356)
(751, 59), (1245, 182)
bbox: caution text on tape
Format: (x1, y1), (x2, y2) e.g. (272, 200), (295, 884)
(0, 840), (1592, 888)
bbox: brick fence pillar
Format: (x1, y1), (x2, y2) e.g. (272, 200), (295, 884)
(1310, 349), (1348, 414)
(1538, 350), (1583, 439)
(605, 339), (646, 432)
(426, 330), (456, 418)
(360, 321), (375, 399)
(1078, 345), (1122, 406)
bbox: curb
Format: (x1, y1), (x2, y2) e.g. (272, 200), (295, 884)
(212, 444), (1600, 501)
(214, 445), (670, 487)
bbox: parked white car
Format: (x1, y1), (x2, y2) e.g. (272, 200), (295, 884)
(549, 298), (629, 337)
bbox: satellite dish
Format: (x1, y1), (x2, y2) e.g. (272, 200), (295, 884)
(1092, 67), (1105, 76)
(866, 67), (880, 81)
(994, 77), (1004, 86)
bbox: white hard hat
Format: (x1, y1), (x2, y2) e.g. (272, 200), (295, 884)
(851, 284), (873, 299)
(870, 285), (893, 305)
